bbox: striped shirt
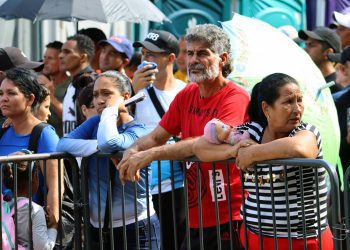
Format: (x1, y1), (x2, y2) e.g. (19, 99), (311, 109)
(239, 121), (328, 238)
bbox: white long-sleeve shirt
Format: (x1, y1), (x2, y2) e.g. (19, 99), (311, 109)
(16, 198), (57, 250)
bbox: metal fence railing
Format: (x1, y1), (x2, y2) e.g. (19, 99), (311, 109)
(344, 166), (350, 249)
(0, 152), (348, 250)
(0, 152), (81, 250)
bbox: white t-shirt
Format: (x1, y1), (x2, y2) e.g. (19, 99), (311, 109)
(62, 83), (77, 136)
(135, 79), (186, 133)
(16, 198), (57, 250)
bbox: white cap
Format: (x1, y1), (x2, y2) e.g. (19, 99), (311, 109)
(333, 11), (350, 28)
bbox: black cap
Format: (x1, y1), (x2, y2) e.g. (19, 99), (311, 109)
(298, 27), (341, 53)
(0, 47), (43, 71)
(328, 46), (350, 64)
(133, 30), (179, 56)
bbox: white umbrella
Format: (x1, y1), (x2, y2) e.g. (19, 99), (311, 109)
(35, 0), (169, 23)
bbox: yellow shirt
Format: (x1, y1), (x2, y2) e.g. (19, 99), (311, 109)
(174, 70), (188, 83)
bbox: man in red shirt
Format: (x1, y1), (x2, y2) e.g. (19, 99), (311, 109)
(118, 23), (250, 249)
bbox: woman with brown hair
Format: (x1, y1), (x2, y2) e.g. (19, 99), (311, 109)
(0, 67), (62, 225)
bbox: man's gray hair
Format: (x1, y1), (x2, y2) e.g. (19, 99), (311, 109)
(185, 24), (233, 77)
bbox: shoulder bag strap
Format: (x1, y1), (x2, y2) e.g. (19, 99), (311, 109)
(147, 85), (165, 118)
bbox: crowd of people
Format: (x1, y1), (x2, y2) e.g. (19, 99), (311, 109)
(0, 8), (349, 250)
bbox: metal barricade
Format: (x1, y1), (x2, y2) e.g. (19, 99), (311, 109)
(181, 157), (342, 250)
(1, 151), (346, 250)
(238, 159), (342, 250)
(0, 152), (81, 250)
(81, 151), (157, 250)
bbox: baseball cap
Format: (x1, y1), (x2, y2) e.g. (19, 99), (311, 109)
(0, 47), (43, 71)
(329, 9), (350, 29)
(98, 35), (134, 60)
(328, 46), (350, 64)
(133, 30), (179, 56)
(298, 27), (341, 53)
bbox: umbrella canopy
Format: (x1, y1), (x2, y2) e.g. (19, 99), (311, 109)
(0, 0), (169, 23)
(0, 0), (44, 20)
(35, 0), (169, 23)
(222, 14), (340, 167)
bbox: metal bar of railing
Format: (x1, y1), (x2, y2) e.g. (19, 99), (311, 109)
(157, 160), (163, 248)
(28, 160), (33, 250)
(96, 158), (103, 250)
(299, 166), (307, 250)
(268, 165), (277, 250)
(43, 159), (47, 210)
(170, 160), (178, 250)
(314, 166), (322, 249)
(57, 159), (63, 248)
(133, 180), (139, 250)
(225, 162), (233, 250)
(240, 171), (248, 250)
(145, 164), (151, 250)
(183, 162), (191, 250)
(121, 181), (127, 250)
(0, 158), (3, 248)
(253, 166), (263, 250)
(283, 165), (292, 250)
(67, 155), (82, 250)
(197, 162), (204, 249)
(13, 162), (18, 250)
(344, 166), (350, 249)
(106, 159), (114, 249)
(211, 163), (221, 250)
(80, 157), (90, 250)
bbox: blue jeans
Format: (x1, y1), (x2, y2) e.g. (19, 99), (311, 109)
(90, 214), (160, 249)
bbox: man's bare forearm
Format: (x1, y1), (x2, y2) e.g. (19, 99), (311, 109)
(148, 137), (198, 161)
(129, 126), (171, 152)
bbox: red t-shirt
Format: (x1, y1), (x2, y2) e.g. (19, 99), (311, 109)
(159, 81), (250, 228)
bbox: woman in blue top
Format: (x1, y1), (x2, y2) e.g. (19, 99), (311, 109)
(57, 70), (160, 249)
(0, 67), (61, 225)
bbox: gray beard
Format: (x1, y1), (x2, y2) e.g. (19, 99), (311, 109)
(188, 61), (220, 83)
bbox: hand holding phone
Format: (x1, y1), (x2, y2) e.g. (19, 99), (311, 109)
(137, 61), (158, 77)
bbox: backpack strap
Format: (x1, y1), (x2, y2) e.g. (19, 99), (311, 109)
(10, 199), (29, 217)
(28, 122), (49, 153)
(0, 126), (9, 140)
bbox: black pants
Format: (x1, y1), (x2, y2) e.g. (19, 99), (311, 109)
(180, 220), (244, 250)
(152, 187), (186, 250)
(89, 214), (160, 249)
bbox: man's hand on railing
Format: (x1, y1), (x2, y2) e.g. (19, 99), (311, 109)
(117, 148), (152, 183)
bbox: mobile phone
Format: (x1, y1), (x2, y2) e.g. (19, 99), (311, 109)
(137, 61), (157, 77)
(124, 92), (146, 107)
